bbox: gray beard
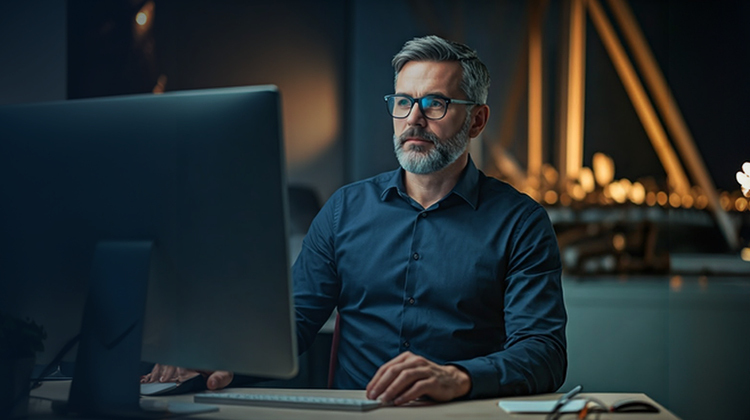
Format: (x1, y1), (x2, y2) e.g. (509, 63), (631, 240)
(393, 115), (472, 175)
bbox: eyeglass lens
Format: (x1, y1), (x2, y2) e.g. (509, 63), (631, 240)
(387, 95), (448, 120)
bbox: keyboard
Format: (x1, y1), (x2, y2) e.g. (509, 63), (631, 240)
(193, 392), (383, 412)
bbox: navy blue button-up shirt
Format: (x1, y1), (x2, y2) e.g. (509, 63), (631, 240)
(292, 158), (567, 398)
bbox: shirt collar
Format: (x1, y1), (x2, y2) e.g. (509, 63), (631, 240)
(380, 156), (481, 210)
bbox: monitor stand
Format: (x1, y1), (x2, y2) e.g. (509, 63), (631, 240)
(65, 241), (217, 418)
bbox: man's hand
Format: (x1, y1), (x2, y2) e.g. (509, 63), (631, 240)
(141, 364), (234, 390)
(365, 351), (471, 405)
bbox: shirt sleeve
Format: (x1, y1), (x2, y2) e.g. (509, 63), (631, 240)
(451, 205), (567, 398)
(291, 191), (341, 354)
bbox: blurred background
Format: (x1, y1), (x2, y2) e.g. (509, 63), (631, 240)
(1, 1), (749, 419)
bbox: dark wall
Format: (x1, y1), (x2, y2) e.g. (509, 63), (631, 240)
(583, 0), (750, 191)
(665, 0), (750, 192)
(0, 0), (66, 105)
(68, 0), (348, 199)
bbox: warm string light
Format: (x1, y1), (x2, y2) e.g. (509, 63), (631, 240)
(530, 156), (750, 212)
(737, 162), (750, 198)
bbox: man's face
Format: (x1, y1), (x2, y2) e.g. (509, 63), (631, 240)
(392, 61), (472, 175)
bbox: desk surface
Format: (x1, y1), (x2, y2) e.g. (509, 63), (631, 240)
(28, 381), (681, 420)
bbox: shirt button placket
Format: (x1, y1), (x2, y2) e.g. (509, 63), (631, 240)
(403, 211), (424, 355)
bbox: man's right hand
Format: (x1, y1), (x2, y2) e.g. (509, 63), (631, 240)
(141, 364), (234, 390)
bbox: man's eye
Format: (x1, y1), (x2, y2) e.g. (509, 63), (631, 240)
(396, 98), (412, 107)
(425, 98), (446, 109)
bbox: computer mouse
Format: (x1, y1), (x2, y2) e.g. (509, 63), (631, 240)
(140, 374), (207, 396)
(611, 398), (660, 413)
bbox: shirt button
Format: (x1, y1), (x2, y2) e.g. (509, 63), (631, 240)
(408, 297), (415, 305)
(420, 212), (428, 218)
(412, 253), (420, 260)
(403, 341), (410, 348)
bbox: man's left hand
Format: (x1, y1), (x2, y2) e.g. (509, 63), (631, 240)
(365, 351), (471, 405)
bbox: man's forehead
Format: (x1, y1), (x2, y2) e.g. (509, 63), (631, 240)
(396, 60), (463, 94)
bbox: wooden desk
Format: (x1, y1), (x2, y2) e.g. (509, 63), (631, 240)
(28, 381), (682, 420)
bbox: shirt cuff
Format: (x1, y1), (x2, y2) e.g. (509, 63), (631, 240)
(450, 358), (499, 399)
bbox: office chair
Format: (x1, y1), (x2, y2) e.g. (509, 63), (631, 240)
(327, 312), (340, 389)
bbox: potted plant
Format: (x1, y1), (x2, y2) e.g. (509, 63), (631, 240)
(0, 312), (46, 418)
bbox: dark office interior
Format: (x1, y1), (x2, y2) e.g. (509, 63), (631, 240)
(1, 1), (749, 419)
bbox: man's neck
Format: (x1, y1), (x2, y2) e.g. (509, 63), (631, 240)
(403, 154), (469, 209)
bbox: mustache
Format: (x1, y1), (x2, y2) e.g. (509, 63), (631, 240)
(397, 127), (439, 145)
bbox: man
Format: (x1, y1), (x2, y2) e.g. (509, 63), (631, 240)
(145, 35), (567, 404)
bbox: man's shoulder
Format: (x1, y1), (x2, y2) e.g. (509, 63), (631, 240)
(332, 168), (399, 199)
(478, 173), (542, 210)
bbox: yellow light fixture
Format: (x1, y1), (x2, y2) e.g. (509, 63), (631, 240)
(136, 11), (148, 26)
(737, 162), (750, 197)
(629, 181), (645, 205)
(593, 152), (615, 187)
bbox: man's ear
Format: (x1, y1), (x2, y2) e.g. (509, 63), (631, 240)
(468, 104), (490, 139)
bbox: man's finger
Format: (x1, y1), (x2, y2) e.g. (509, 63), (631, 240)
(367, 352), (408, 394)
(367, 353), (422, 400)
(175, 368), (200, 383)
(159, 365), (177, 382)
(380, 365), (431, 403)
(206, 371), (234, 390)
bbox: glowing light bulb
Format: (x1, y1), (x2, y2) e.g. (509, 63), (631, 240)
(737, 161), (750, 197)
(629, 182), (645, 205)
(544, 190), (558, 205)
(593, 153), (615, 187)
(736, 197), (748, 212)
(656, 191), (668, 206)
(579, 167), (595, 193)
(136, 11), (148, 26)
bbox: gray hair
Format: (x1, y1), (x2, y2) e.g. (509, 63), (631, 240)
(392, 35), (491, 104)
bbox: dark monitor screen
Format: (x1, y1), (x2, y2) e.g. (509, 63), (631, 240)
(0, 86), (297, 415)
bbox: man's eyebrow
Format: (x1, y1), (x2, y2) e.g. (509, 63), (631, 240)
(393, 91), (449, 97)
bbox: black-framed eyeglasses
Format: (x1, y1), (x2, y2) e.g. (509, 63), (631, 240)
(384, 94), (477, 120)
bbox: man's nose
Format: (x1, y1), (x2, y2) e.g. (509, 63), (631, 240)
(405, 102), (427, 126)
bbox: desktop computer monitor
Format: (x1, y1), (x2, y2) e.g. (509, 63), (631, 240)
(0, 86), (297, 416)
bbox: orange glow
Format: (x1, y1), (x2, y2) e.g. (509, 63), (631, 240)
(560, 193), (572, 207)
(695, 194), (708, 209)
(570, 184), (586, 201)
(273, 48), (341, 168)
(542, 164), (559, 186)
(564, 0), (586, 181)
(681, 194), (694, 209)
(656, 191), (668, 206)
(720, 193), (731, 211)
(737, 162), (750, 197)
(579, 167), (595, 193)
(593, 153), (615, 187)
(544, 190), (559, 205)
(134, 1), (154, 38)
(645, 191), (657, 206)
(136, 12), (148, 26)
(670, 275), (683, 292)
(736, 197), (748, 212)
(629, 181), (645, 204)
(152, 74), (167, 94)
(698, 275), (708, 291)
(669, 193), (681, 208)
(608, 181), (628, 204)
(612, 233), (626, 251)
(741, 247), (750, 262)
